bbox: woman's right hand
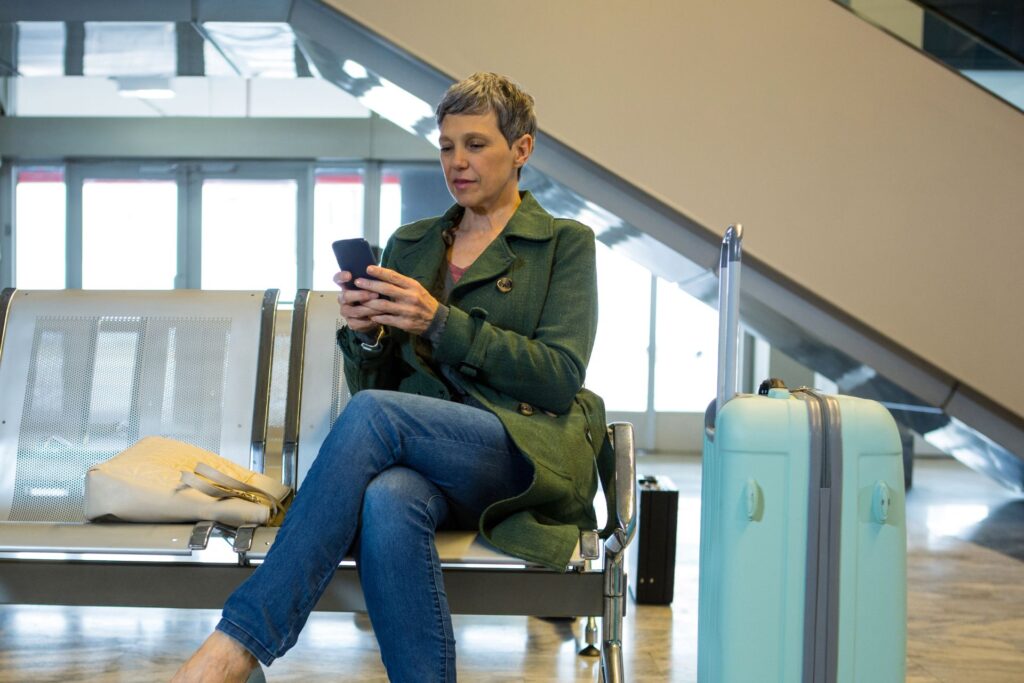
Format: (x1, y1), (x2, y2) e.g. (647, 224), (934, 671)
(334, 271), (383, 335)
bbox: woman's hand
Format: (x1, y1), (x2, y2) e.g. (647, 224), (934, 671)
(334, 270), (383, 336)
(354, 265), (440, 336)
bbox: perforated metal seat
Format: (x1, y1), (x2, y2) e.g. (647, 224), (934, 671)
(0, 287), (636, 682)
(0, 288), (278, 556)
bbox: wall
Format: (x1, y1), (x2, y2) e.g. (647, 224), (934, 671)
(326, 0), (1024, 421)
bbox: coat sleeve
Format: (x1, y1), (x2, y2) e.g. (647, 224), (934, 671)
(432, 222), (598, 414)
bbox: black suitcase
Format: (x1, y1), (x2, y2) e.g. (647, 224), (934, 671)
(629, 475), (679, 604)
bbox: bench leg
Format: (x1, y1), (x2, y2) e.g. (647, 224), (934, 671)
(601, 642), (624, 683)
(600, 549), (627, 682)
(579, 616), (600, 656)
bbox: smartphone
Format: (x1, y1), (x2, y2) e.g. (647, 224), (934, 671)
(332, 238), (378, 290)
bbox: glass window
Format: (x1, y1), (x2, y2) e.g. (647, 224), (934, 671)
(201, 179), (297, 298)
(82, 179), (177, 289)
(201, 23), (297, 78)
(16, 22), (65, 77)
(83, 22), (176, 77)
(587, 242), (651, 412)
(654, 277), (719, 412)
(15, 168), (66, 289)
(202, 38), (237, 77)
(378, 164), (450, 249)
(313, 169), (365, 290)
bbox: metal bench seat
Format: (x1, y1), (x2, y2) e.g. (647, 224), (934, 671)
(236, 527), (592, 567)
(0, 287), (636, 682)
(0, 521), (199, 555)
(0, 288), (278, 562)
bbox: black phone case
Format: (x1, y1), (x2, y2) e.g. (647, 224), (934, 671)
(332, 238), (377, 289)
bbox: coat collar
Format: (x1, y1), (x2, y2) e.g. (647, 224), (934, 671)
(389, 191), (554, 293)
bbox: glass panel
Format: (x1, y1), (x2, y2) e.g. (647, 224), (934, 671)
(15, 168), (66, 289)
(378, 164), (450, 249)
(379, 175), (402, 248)
(654, 278), (718, 412)
(201, 179), (297, 298)
(202, 41), (237, 78)
(313, 169), (365, 290)
(16, 22), (65, 77)
(587, 242), (651, 412)
(81, 179), (177, 290)
(338, 60), (438, 140)
(83, 22), (176, 77)
(201, 23), (297, 78)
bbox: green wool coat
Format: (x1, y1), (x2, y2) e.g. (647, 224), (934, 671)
(337, 191), (613, 570)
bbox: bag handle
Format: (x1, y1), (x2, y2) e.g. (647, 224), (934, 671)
(716, 224), (744, 414)
(179, 463), (287, 517)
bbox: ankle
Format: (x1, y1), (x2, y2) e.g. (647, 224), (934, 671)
(210, 631), (259, 671)
(171, 631), (258, 682)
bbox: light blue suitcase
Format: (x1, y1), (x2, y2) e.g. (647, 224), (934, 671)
(697, 226), (907, 683)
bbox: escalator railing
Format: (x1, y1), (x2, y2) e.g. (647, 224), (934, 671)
(836, 0), (1024, 111)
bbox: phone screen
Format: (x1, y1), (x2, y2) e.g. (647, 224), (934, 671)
(332, 238), (378, 290)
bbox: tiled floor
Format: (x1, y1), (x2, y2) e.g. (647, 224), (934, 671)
(0, 455), (1021, 681)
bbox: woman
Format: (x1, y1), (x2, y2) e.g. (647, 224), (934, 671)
(173, 72), (608, 683)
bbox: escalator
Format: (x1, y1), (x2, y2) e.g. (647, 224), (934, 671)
(839, 0), (1024, 110)
(291, 0), (1024, 492)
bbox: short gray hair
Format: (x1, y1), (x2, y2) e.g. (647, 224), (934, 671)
(435, 72), (537, 147)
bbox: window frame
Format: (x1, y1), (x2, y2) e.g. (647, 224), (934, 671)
(1, 158), (743, 450)
(5, 159), (377, 300)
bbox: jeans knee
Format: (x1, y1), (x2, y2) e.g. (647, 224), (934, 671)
(340, 390), (407, 432)
(363, 468), (447, 531)
(344, 389), (386, 420)
(327, 390), (395, 444)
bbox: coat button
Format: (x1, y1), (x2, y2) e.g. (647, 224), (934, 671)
(518, 402), (535, 416)
(496, 277), (513, 293)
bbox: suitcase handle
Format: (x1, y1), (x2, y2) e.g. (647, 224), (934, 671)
(716, 224), (743, 414)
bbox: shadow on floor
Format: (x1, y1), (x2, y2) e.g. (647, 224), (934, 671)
(964, 499), (1024, 563)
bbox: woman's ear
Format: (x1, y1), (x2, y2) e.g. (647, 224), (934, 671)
(512, 133), (535, 169)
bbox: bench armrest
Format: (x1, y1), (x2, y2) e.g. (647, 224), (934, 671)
(604, 422), (637, 557)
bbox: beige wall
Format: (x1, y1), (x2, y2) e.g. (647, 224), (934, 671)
(328, 0), (1024, 420)
(850, 0), (925, 46)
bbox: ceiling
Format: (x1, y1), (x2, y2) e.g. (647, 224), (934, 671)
(1, 20), (371, 117)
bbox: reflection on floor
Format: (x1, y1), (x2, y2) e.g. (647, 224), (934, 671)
(0, 455), (1022, 682)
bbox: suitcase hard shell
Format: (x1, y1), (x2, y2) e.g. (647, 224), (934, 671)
(697, 226), (907, 683)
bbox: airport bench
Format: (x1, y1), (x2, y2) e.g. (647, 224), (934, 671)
(0, 287), (636, 682)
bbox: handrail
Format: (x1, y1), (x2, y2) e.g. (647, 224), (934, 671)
(836, 0), (1024, 69)
(911, 0), (1024, 67)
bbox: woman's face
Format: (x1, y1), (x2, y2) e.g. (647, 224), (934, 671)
(438, 111), (532, 212)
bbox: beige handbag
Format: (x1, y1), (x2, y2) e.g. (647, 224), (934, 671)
(84, 436), (293, 527)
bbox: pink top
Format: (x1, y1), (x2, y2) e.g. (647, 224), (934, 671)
(448, 262), (468, 284)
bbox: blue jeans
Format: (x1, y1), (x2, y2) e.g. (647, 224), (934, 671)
(217, 390), (533, 682)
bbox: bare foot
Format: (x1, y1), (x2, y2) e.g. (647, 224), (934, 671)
(171, 630), (259, 682)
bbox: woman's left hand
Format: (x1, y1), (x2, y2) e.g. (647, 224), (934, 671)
(355, 265), (440, 336)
